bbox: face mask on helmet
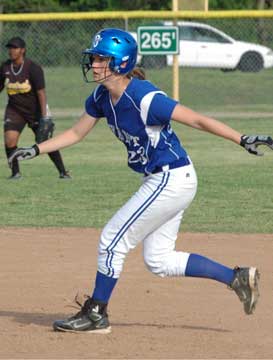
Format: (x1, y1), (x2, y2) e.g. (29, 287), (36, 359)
(81, 54), (93, 82)
(81, 53), (112, 83)
(81, 28), (138, 83)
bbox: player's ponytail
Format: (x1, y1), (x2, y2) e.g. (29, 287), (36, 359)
(127, 67), (146, 80)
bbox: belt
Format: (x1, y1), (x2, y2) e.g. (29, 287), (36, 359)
(145, 157), (190, 176)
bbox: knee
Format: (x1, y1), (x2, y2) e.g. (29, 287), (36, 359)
(144, 251), (190, 277)
(5, 139), (18, 148)
(4, 132), (19, 148)
(143, 253), (166, 278)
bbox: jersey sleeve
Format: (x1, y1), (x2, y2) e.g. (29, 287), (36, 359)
(85, 88), (105, 118)
(142, 92), (178, 126)
(29, 62), (45, 91)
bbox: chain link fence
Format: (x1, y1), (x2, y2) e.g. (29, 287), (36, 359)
(1, 15), (273, 115)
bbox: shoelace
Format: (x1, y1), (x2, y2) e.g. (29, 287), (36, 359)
(66, 293), (93, 317)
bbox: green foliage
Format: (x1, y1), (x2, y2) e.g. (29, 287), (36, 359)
(0, 0), (62, 13)
(209, 0), (256, 9)
(107, 0), (171, 10)
(59, 0), (109, 11)
(0, 0), (172, 13)
(0, 0), (267, 13)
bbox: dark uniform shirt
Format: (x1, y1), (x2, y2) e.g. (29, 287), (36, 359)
(0, 58), (45, 118)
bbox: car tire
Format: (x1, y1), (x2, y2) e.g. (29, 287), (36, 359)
(221, 68), (236, 72)
(141, 55), (166, 69)
(238, 52), (264, 72)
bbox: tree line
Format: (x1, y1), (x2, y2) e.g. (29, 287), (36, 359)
(0, 0), (272, 13)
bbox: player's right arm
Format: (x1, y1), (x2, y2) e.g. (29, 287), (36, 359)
(8, 112), (98, 165)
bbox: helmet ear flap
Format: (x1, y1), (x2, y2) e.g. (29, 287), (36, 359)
(109, 57), (121, 73)
(108, 57), (116, 72)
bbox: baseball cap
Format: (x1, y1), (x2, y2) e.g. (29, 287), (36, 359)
(6, 37), (26, 48)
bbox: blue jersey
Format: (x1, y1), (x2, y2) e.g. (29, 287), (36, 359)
(85, 78), (188, 175)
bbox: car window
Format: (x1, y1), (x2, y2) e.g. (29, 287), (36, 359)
(179, 26), (195, 41)
(180, 26), (231, 44)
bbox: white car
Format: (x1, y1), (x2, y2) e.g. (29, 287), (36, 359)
(133, 21), (273, 72)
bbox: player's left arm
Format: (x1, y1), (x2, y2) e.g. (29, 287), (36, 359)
(0, 63), (6, 93)
(30, 62), (47, 115)
(37, 88), (47, 117)
(171, 104), (241, 144)
(171, 104), (273, 155)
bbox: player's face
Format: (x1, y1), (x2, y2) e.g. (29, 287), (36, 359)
(91, 55), (112, 83)
(7, 47), (25, 62)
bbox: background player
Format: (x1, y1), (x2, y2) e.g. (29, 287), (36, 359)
(0, 36), (70, 179)
(9, 28), (273, 333)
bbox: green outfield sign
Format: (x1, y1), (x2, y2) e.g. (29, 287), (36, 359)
(137, 26), (179, 55)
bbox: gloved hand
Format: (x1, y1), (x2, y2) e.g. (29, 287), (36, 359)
(240, 135), (273, 156)
(8, 144), (40, 168)
(35, 116), (55, 144)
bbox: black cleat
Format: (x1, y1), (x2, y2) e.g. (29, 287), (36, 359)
(8, 172), (22, 180)
(59, 171), (71, 180)
(53, 297), (111, 334)
(230, 267), (260, 315)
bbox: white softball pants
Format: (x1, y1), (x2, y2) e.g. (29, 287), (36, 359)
(98, 162), (198, 279)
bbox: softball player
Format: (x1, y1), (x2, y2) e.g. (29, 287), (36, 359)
(0, 37), (70, 179)
(9, 28), (273, 334)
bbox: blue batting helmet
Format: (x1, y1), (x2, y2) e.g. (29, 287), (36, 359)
(83, 28), (138, 75)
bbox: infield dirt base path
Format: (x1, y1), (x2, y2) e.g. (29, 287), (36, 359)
(0, 228), (272, 359)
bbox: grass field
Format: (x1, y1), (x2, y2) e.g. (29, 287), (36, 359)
(0, 67), (272, 232)
(39, 66), (273, 112)
(0, 115), (272, 233)
(1, 67), (272, 114)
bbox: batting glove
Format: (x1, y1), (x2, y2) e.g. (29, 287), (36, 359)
(240, 135), (273, 156)
(8, 144), (40, 168)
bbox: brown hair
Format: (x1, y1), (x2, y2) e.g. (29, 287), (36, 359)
(127, 67), (146, 80)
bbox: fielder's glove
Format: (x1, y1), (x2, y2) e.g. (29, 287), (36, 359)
(35, 116), (55, 144)
(8, 144), (40, 168)
(240, 135), (273, 156)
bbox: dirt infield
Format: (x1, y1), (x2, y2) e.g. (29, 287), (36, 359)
(0, 227), (272, 359)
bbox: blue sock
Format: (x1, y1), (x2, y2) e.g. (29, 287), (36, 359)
(92, 271), (118, 303)
(185, 253), (234, 285)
